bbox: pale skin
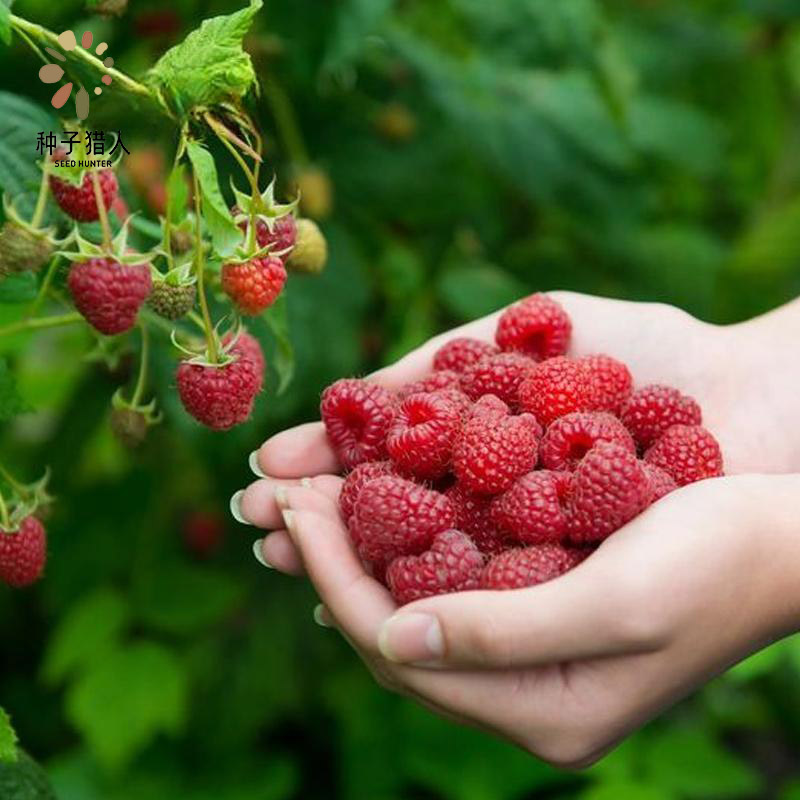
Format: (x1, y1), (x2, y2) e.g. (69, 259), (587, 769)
(232, 292), (800, 769)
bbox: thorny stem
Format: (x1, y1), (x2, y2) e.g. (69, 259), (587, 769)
(131, 324), (149, 406)
(263, 76), (310, 166)
(0, 312), (83, 338)
(31, 167), (50, 229)
(91, 171), (113, 250)
(28, 256), (62, 318)
(191, 170), (218, 363)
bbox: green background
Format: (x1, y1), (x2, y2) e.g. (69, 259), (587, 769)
(2, 0), (800, 797)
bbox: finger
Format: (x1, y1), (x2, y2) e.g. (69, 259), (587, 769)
(254, 530), (305, 575)
(236, 475), (343, 529)
(257, 423), (342, 478)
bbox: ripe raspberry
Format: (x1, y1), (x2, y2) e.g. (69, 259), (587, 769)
(182, 510), (225, 559)
(433, 337), (499, 373)
(460, 352), (536, 409)
(517, 356), (595, 426)
(68, 257), (152, 335)
(540, 412), (635, 472)
(481, 543), (581, 590)
(350, 476), (455, 564)
(495, 294), (572, 360)
(0, 517), (47, 588)
(148, 279), (196, 320)
(235, 210), (297, 254)
(286, 218), (328, 274)
(644, 424), (723, 486)
(620, 385), (702, 449)
(580, 354), (633, 414)
(432, 388), (473, 418)
(642, 463), (678, 503)
(398, 370), (461, 399)
(176, 354), (261, 431)
(470, 393), (511, 420)
(339, 461), (396, 524)
(452, 404), (540, 494)
(567, 441), (651, 543)
(321, 379), (396, 470)
(50, 156), (119, 223)
(387, 530), (484, 605)
(221, 256), (287, 315)
(387, 392), (463, 479)
(445, 482), (510, 556)
(490, 471), (570, 544)
(225, 332), (266, 391)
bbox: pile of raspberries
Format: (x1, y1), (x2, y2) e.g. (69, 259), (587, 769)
(321, 294), (724, 605)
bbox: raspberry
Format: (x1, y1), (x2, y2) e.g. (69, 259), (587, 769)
(433, 337), (499, 373)
(321, 379), (396, 470)
(0, 517), (47, 588)
(182, 510), (225, 559)
(540, 412), (635, 472)
(481, 543), (581, 590)
(225, 332), (266, 393)
(495, 294), (572, 360)
(68, 257), (152, 335)
(470, 393), (511, 420)
(620, 385), (702, 449)
(235, 210), (297, 255)
(221, 256), (287, 315)
(517, 356), (595, 426)
(445, 482), (510, 556)
(387, 392), (463, 479)
(567, 441), (651, 543)
(339, 461), (396, 525)
(644, 424), (723, 486)
(50, 156), (119, 223)
(148, 279), (196, 320)
(490, 471), (570, 544)
(0, 221), (53, 274)
(399, 370), (461, 399)
(286, 218), (328, 274)
(460, 352), (536, 409)
(432, 388), (473, 418)
(176, 353), (261, 431)
(580, 354), (633, 414)
(387, 530), (484, 605)
(452, 403), (540, 494)
(110, 408), (148, 448)
(350, 476), (455, 564)
(642, 463), (678, 503)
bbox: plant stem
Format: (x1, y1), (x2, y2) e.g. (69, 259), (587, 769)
(0, 489), (9, 530)
(31, 167), (50, 229)
(0, 312), (83, 338)
(91, 171), (113, 250)
(0, 465), (25, 495)
(131, 324), (149, 406)
(263, 76), (310, 166)
(191, 170), (218, 363)
(28, 256), (61, 318)
(187, 310), (208, 332)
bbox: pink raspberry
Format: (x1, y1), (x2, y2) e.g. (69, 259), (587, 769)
(338, 461), (396, 524)
(459, 352), (536, 409)
(398, 370), (461, 399)
(481, 543), (582, 590)
(433, 337), (499, 373)
(540, 411), (635, 472)
(445, 483), (510, 556)
(387, 392), (463, 479)
(490, 471), (570, 544)
(620, 384), (702, 449)
(644, 424), (723, 486)
(580, 354), (633, 414)
(517, 357), (595, 426)
(495, 294), (572, 360)
(642, 462), (678, 503)
(387, 530), (484, 605)
(321, 379), (396, 470)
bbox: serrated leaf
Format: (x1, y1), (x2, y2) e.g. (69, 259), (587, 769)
(166, 163), (189, 229)
(0, 359), (29, 421)
(185, 141), (240, 258)
(147, 0), (263, 116)
(263, 294), (294, 394)
(0, 708), (18, 763)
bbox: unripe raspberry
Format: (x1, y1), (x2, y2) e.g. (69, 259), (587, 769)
(287, 219), (328, 274)
(0, 221), (53, 274)
(148, 279), (196, 320)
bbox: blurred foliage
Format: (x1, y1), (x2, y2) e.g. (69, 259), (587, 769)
(1, 0), (800, 798)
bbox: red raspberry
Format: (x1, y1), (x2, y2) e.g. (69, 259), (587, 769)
(644, 424), (723, 486)
(235, 210), (297, 254)
(567, 441), (651, 543)
(460, 352), (536, 408)
(517, 356), (595, 426)
(387, 392), (463, 479)
(50, 158), (119, 222)
(620, 385), (702, 449)
(432, 388), (473, 418)
(321, 379), (396, 470)
(0, 517), (47, 588)
(580, 354), (633, 414)
(452, 404), (540, 494)
(445, 483), (510, 556)
(481, 543), (581, 590)
(387, 530), (484, 605)
(339, 461), (396, 525)
(540, 411), (635, 472)
(642, 463), (678, 503)
(224, 332), (266, 392)
(398, 370), (461, 399)
(433, 337), (499, 373)
(350, 476), (455, 564)
(68, 257), (152, 335)
(495, 294), (572, 360)
(182, 510), (225, 559)
(221, 256), (287, 315)
(490, 471), (570, 544)
(470, 393), (510, 419)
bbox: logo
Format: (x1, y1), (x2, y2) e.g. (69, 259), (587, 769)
(37, 29), (114, 121)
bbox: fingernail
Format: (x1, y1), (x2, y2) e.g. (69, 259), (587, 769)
(230, 490), (250, 525)
(282, 509), (297, 537)
(274, 485), (289, 510)
(300, 477), (313, 489)
(249, 450), (266, 478)
(252, 538), (273, 568)
(313, 604), (331, 627)
(378, 613), (444, 664)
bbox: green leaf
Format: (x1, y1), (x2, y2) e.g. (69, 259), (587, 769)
(263, 294), (295, 395)
(166, 164), (189, 229)
(727, 639), (790, 683)
(0, 751), (56, 800)
(147, 0), (263, 116)
(437, 261), (526, 320)
(185, 141), (240, 257)
(579, 781), (674, 800)
(0, 708), (18, 763)
(41, 588), (130, 686)
(65, 641), (188, 772)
